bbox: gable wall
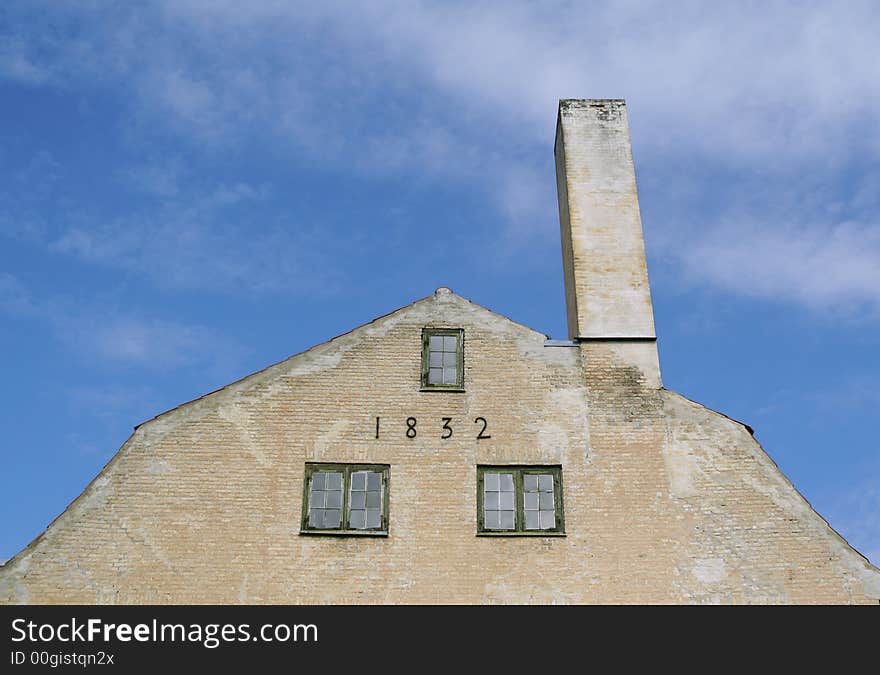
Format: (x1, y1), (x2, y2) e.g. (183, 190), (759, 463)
(2, 293), (878, 603)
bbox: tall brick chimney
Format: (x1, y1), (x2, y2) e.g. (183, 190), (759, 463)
(555, 99), (661, 385)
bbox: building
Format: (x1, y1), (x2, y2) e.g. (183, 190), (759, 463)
(2, 99), (878, 604)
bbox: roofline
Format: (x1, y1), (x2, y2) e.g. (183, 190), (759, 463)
(135, 290), (547, 430)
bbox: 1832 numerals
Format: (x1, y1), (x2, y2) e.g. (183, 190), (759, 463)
(374, 416), (491, 440)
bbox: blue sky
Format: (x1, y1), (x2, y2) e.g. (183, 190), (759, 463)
(1, 2), (878, 565)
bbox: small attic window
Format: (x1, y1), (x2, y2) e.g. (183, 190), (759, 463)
(421, 328), (464, 390)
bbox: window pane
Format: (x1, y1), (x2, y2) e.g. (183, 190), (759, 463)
(538, 475), (553, 492)
(442, 351), (457, 367)
(540, 510), (555, 529)
(323, 509), (341, 528)
(524, 493), (539, 510)
(325, 490), (342, 508)
(428, 368), (442, 384)
(500, 474), (514, 492)
(366, 509), (381, 529)
(485, 492), (499, 510)
(350, 492), (366, 509)
(442, 367), (457, 384)
(539, 492), (554, 510)
(500, 492), (514, 510)
(485, 473), (500, 491)
(351, 472), (366, 491)
(326, 472), (343, 490)
(485, 511), (500, 529)
(366, 491), (381, 508)
(309, 509), (323, 528)
(367, 472), (381, 491)
(429, 352), (443, 367)
(310, 489), (325, 508)
(524, 510), (539, 530)
(443, 335), (458, 351)
(311, 473), (326, 490)
(523, 474), (538, 492)
(349, 510), (366, 529)
(500, 511), (515, 530)
(429, 335), (444, 350)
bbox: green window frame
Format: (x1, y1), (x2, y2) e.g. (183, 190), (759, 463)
(300, 463), (390, 536)
(476, 465), (565, 536)
(421, 327), (464, 390)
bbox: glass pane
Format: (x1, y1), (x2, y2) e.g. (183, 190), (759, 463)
(524, 510), (539, 530)
(485, 511), (500, 530)
(442, 351), (457, 367)
(311, 473), (326, 490)
(350, 492), (366, 509)
(309, 509), (323, 528)
(485, 492), (499, 510)
(500, 492), (514, 510)
(366, 509), (381, 529)
(367, 472), (381, 491)
(326, 472), (343, 490)
(523, 475), (538, 491)
(538, 474), (553, 492)
(349, 510), (366, 529)
(539, 492), (554, 509)
(429, 335), (444, 350)
(443, 335), (458, 351)
(428, 368), (442, 384)
(310, 489), (325, 508)
(500, 511), (515, 530)
(442, 367), (457, 384)
(484, 473), (499, 491)
(524, 493), (539, 510)
(323, 509), (341, 528)
(429, 352), (443, 367)
(540, 510), (555, 530)
(325, 490), (342, 508)
(500, 474), (514, 492)
(351, 472), (366, 491)
(366, 491), (381, 508)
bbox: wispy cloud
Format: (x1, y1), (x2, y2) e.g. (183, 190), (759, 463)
(674, 219), (880, 316)
(0, 272), (37, 314)
(61, 314), (245, 371)
(2, 2), (879, 313)
(5, 3), (879, 159)
(0, 273), (245, 372)
(823, 464), (880, 566)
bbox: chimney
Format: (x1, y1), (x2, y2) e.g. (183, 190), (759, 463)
(555, 99), (661, 384)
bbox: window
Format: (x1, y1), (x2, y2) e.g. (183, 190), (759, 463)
(477, 466), (565, 535)
(301, 463), (389, 535)
(421, 328), (464, 390)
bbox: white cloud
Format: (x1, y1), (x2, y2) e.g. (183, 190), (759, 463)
(2, 2), (880, 313)
(824, 468), (880, 567)
(675, 219), (880, 315)
(61, 314), (243, 370)
(0, 273), (245, 372)
(68, 385), (158, 419)
(41, 175), (339, 295)
(0, 272), (37, 315)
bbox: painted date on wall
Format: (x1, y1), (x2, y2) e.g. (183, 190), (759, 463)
(374, 416), (491, 440)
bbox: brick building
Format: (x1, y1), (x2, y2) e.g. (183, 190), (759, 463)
(2, 99), (878, 604)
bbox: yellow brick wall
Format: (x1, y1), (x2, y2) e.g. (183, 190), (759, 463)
(1, 291), (878, 604)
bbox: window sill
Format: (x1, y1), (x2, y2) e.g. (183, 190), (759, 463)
(299, 530), (389, 537)
(419, 387), (466, 393)
(476, 531), (566, 537)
